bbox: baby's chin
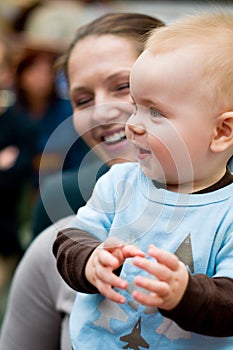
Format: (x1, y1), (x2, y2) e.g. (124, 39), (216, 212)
(106, 157), (135, 167)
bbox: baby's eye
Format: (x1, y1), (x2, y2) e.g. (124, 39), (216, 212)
(150, 108), (161, 118)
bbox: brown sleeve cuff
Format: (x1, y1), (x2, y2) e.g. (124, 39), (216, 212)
(159, 274), (233, 336)
(53, 228), (101, 293)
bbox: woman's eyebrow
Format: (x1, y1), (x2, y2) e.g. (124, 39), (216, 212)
(70, 86), (90, 94)
(105, 69), (131, 83)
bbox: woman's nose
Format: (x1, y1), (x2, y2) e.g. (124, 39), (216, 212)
(92, 102), (121, 125)
(91, 90), (122, 125)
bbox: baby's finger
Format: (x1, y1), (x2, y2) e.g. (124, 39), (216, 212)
(102, 237), (125, 251)
(95, 265), (127, 290)
(133, 256), (172, 283)
(122, 245), (145, 259)
(134, 275), (169, 297)
(148, 245), (180, 271)
(97, 248), (120, 269)
(132, 289), (164, 307)
(97, 282), (126, 304)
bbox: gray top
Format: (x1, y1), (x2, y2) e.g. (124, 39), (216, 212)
(0, 216), (76, 350)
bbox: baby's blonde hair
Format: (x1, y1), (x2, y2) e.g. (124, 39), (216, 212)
(146, 11), (233, 111)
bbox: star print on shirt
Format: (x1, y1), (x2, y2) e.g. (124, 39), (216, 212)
(175, 233), (194, 272)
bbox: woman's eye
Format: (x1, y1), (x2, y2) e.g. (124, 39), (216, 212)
(116, 82), (130, 91)
(75, 97), (92, 107)
(150, 108), (161, 118)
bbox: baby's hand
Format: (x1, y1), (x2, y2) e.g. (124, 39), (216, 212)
(132, 244), (189, 310)
(85, 237), (145, 304)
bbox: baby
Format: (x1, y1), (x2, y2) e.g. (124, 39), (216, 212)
(54, 12), (233, 349)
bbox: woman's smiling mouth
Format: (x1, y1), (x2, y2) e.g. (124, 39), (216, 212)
(101, 129), (126, 145)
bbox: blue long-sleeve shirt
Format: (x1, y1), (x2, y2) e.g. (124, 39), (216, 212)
(68, 162), (233, 349)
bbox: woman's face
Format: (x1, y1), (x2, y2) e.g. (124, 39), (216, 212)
(68, 34), (138, 166)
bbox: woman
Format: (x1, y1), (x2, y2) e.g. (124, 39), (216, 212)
(31, 12), (163, 235)
(0, 13), (164, 350)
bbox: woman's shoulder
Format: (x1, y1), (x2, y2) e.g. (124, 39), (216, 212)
(25, 216), (75, 263)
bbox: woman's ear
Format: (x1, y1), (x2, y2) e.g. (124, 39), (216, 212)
(210, 111), (233, 152)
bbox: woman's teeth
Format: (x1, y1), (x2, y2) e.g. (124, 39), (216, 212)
(104, 130), (126, 144)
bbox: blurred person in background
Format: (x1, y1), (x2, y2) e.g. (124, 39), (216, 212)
(0, 35), (37, 296)
(12, 46), (89, 191)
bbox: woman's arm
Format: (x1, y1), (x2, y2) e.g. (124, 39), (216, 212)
(0, 217), (76, 350)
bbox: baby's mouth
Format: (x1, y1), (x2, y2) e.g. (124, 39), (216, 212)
(102, 130), (126, 145)
(139, 148), (151, 155)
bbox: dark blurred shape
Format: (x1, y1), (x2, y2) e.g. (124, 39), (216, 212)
(0, 36), (38, 258)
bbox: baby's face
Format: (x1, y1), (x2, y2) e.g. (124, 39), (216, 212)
(126, 46), (218, 190)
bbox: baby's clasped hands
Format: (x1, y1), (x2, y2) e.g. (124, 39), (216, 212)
(85, 237), (145, 304)
(86, 239), (188, 310)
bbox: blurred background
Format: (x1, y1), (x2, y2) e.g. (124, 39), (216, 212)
(0, 0), (233, 328)
(1, 1), (233, 32)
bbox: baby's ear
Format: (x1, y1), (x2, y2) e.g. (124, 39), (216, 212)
(210, 111), (233, 152)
